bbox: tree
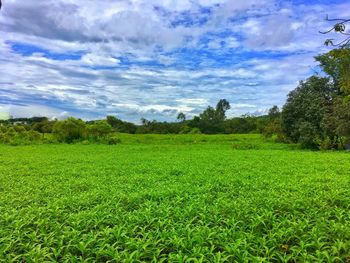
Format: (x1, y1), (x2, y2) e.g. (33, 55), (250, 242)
(322, 98), (350, 141)
(316, 48), (350, 95)
(268, 105), (280, 119)
(198, 106), (219, 133)
(262, 106), (281, 138)
(87, 121), (112, 139)
(215, 99), (231, 122)
(177, 112), (186, 122)
(319, 16), (350, 96)
(52, 117), (86, 143)
(192, 99), (231, 133)
(106, 116), (137, 134)
(281, 76), (335, 148)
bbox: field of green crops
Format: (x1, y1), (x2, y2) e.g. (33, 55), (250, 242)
(1, 134), (350, 262)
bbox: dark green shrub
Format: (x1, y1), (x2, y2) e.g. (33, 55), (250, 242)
(52, 118), (86, 143)
(87, 121), (113, 139)
(105, 136), (121, 145)
(24, 130), (42, 142)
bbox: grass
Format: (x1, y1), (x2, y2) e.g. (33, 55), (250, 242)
(0, 134), (349, 262)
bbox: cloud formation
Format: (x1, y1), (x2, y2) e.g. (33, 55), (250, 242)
(0, 0), (349, 122)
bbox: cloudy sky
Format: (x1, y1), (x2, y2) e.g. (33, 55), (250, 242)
(0, 0), (349, 122)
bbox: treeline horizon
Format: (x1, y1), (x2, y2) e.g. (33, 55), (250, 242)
(0, 100), (281, 137)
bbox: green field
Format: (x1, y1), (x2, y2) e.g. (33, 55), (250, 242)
(1, 134), (350, 262)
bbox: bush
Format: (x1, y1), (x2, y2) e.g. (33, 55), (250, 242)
(179, 125), (191, 134)
(297, 122), (319, 149)
(317, 136), (346, 151)
(52, 118), (86, 143)
(105, 136), (121, 145)
(188, 128), (201, 134)
(87, 121), (113, 139)
(275, 133), (290, 143)
(24, 130), (42, 142)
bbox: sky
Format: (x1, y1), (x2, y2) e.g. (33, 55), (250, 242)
(0, 0), (349, 122)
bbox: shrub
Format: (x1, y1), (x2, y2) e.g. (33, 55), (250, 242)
(52, 118), (86, 143)
(105, 136), (122, 145)
(179, 125), (191, 134)
(24, 130), (42, 142)
(87, 121), (113, 139)
(189, 128), (201, 134)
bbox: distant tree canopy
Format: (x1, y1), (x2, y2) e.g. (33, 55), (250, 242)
(177, 112), (186, 122)
(0, 99), (282, 145)
(189, 99), (231, 134)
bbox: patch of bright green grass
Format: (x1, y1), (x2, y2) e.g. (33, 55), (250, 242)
(0, 134), (349, 261)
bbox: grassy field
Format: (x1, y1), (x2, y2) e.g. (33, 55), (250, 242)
(0, 134), (350, 262)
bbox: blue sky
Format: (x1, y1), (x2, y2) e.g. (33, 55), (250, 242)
(0, 0), (349, 122)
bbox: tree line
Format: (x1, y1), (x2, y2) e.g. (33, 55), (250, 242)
(0, 102), (280, 145)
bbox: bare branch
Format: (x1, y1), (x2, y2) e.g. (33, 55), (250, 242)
(321, 16), (350, 48)
(325, 18), (350, 23)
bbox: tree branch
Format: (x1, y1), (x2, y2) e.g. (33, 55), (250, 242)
(321, 16), (350, 48)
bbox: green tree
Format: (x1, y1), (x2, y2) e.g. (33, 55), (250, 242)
(262, 106), (282, 138)
(322, 98), (350, 144)
(215, 99), (231, 122)
(281, 76), (335, 148)
(177, 112), (186, 122)
(268, 105), (280, 119)
(106, 116), (137, 134)
(52, 117), (86, 143)
(315, 48), (350, 95)
(195, 99), (231, 133)
(87, 121), (112, 139)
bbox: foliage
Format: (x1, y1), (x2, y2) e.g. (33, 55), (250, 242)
(104, 135), (122, 145)
(177, 112), (186, 122)
(106, 116), (137, 134)
(87, 121), (113, 140)
(0, 99), (284, 146)
(281, 76), (335, 149)
(262, 106), (282, 138)
(52, 117), (87, 143)
(0, 127), (43, 145)
(0, 136), (349, 261)
(190, 99), (231, 133)
(316, 48), (350, 95)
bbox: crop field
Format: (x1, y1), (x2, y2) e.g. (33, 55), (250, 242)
(0, 134), (350, 262)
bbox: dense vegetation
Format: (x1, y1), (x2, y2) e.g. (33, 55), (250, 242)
(280, 48), (350, 150)
(0, 134), (349, 261)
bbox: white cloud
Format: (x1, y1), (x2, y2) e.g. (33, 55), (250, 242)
(0, 0), (346, 121)
(81, 54), (120, 66)
(176, 98), (208, 105)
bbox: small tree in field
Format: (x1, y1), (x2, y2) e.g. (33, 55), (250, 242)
(52, 117), (86, 143)
(87, 121), (113, 139)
